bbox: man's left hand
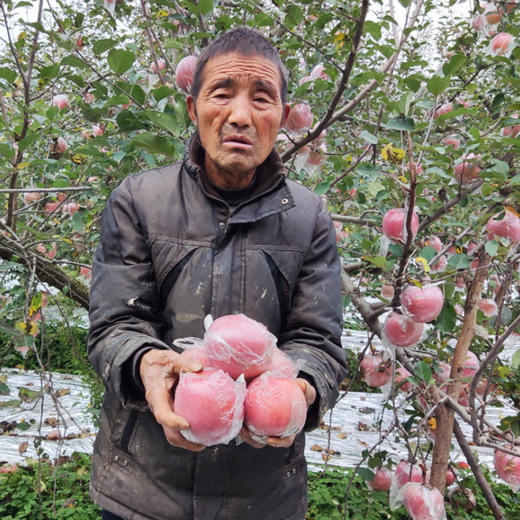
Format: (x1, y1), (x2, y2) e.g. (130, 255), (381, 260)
(239, 377), (316, 449)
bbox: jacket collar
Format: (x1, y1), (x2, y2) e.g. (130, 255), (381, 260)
(183, 132), (286, 198)
(182, 133), (295, 223)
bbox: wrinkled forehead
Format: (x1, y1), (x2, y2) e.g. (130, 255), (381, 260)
(200, 52), (283, 92)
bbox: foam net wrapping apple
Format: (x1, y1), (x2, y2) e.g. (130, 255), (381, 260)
(174, 369), (246, 447)
(366, 466), (392, 492)
(401, 285), (444, 323)
(383, 312), (424, 348)
(398, 482), (447, 520)
(203, 313), (277, 380)
(389, 460), (431, 510)
(244, 372), (307, 441)
(493, 447), (520, 492)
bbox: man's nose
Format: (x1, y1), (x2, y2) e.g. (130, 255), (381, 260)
(227, 95), (252, 128)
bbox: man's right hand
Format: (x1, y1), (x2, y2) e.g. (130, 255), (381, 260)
(139, 349), (206, 452)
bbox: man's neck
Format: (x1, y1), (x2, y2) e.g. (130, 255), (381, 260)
(203, 154), (256, 189)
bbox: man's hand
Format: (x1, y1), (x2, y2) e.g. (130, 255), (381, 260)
(140, 349), (206, 452)
(240, 377), (316, 449)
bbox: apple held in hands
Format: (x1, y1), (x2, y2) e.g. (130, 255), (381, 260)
(173, 368), (245, 446)
(203, 313), (276, 380)
(244, 373), (307, 438)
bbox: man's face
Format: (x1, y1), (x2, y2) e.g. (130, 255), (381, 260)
(187, 52), (289, 188)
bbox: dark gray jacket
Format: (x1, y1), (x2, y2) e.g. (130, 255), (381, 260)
(87, 137), (347, 520)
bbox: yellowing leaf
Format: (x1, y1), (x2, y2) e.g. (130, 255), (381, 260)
(415, 257), (430, 273)
(428, 417), (437, 430)
(157, 9), (168, 17)
(16, 162), (30, 170)
(506, 205), (520, 218)
(381, 143), (406, 164)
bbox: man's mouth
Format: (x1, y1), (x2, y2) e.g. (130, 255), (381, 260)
(222, 135), (253, 148)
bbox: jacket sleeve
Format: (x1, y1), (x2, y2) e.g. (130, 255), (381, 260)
(278, 200), (347, 431)
(87, 180), (169, 410)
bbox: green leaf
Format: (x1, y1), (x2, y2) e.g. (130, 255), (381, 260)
(314, 181), (331, 195)
(510, 174), (520, 186)
(16, 421), (32, 431)
(427, 76), (450, 96)
(18, 133), (38, 153)
(512, 349), (520, 370)
(197, 0), (213, 15)
(116, 82), (146, 105)
(61, 55), (88, 69)
(74, 12), (85, 27)
(415, 361), (432, 383)
(152, 86), (177, 102)
(39, 64), (60, 80)
(364, 21), (382, 40)
(357, 467), (374, 482)
(132, 132), (177, 157)
(442, 54), (467, 76)
(485, 240), (499, 257)
(436, 302), (457, 333)
(489, 159), (509, 176)
(285, 4), (303, 28)
(93, 38), (117, 55)
(142, 110), (180, 135)
(419, 245), (437, 261)
(0, 382), (10, 395)
(116, 111), (145, 132)
(447, 253), (472, 269)
(383, 115), (415, 131)
(0, 67), (17, 83)
(360, 130), (379, 144)
(364, 256), (387, 268)
(0, 142), (15, 159)
(107, 49), (135, 75)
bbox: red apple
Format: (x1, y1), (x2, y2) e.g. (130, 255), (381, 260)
(505, 0), (519, 14)
(395, 461), (429, 489)
(486, 209), (520, 244)
(484, 3), (502, 24)
(401, 482), (445, 520)
(368, 466), (392, 491)
(489, 32), (515, 56)
(92, 124), (104, 136)
(244, 374), (307, 438)
(80, 266), (92, 279)
(434, 102), (452, 119)
(401, 285), (444, 323)
(430, 255), (447, 273)
(381, 284), (395, 299)
(478, 298), (498, 317)
(395, 366), (413, 392)
(264, 348), (298, 378)
(494, 447), (520, 491)
(360, 352), (393, 387)
(310, 63), (330, 81)
(174, 368), (245, 446)
(203, 313), (276, 379)
(501, 114), (520, 138)
(175, 55), (197, 93)
(44, 201), (60, 214)
(471, 14), (487, 31)
(426, 235), (443, 252)
(461, 351), (480, 380)
(442, 135), (461, 149)
(151, 58), (166, 73)
(382, 208), (419, 242)
(285, 103), (313, 132)
(51, 94), (69, 109)
(453, 153), (481, 184)
(63, 201), (79, 215)
(23, 191), (42, 204)
(446, 467), (456, 486)
(383, 312), (424, 348)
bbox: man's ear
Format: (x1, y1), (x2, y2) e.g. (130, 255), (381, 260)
(280, 103), (290, 127)
(187, 95), (197, 125)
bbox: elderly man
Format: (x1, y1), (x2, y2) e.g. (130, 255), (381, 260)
(88, 27), (347, 520)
